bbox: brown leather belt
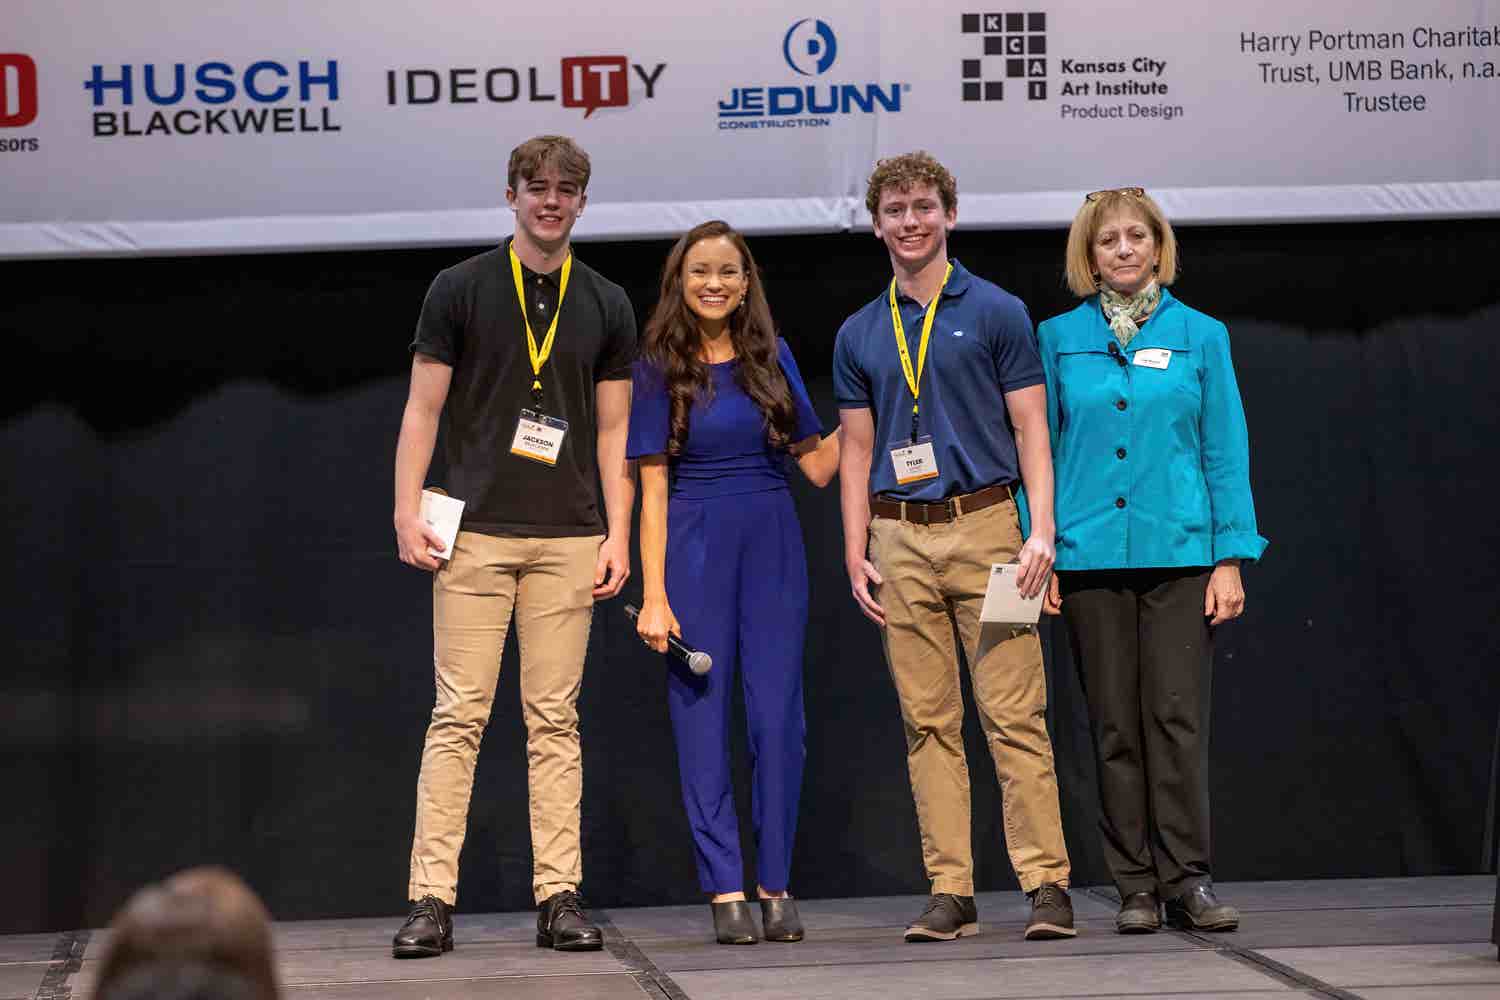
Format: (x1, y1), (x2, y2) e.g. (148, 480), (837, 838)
(869, 482), (1018, 525)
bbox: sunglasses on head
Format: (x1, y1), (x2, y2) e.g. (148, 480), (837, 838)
(1085, 186), (1147, 202)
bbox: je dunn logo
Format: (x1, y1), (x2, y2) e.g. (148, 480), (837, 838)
(0, 53), (39, 127)
(717, 19), (907, 130)
(961, 12), (1048, 101)
(783, 19), (837, 76)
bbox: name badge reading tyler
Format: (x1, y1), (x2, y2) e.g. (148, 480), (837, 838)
(1133, 348), (1172, 369)
(890, 436), (939, 485)
(510, 410), (568, 466)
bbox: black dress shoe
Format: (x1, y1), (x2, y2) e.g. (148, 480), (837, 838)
(759, 897), (804, 942)
(1024, 883), (1077, 940)
(392, 895), (453, 958)
(1164, 884), (1239, 932)
(903, 893), (979, 942)
(711, 900), (759, 945)
(537, 890), (603, 951)
(1116, 891), (1161, 934)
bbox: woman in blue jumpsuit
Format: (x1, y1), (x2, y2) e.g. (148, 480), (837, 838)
(629, 221), (839, 945)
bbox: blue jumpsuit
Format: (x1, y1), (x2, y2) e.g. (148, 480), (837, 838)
(627, 338), (822, 895)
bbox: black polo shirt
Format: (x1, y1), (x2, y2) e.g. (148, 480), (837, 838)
(411, 238), (637, 537)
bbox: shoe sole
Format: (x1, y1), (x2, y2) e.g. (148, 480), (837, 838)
(1024, 922), (1077, 940)
(1116, 919), (1160, 934)
(535, 933), (604, 951)
(392, 938), (452, 959)
(1165, 914), (1239, 932)
(904, 921), (979, 942)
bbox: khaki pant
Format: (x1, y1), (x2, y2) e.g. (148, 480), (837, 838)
(868, 499), (1071, 896)
(407, 530), (603, 906)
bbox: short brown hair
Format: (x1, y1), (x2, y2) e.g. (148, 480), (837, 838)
(1063, 189), (1178, 297)
(506, 135), (592, 192)
(865, 151), (957, 218)
(95, 867), (280, 1000)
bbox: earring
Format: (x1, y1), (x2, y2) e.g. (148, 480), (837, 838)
(736, 296), (745, 311)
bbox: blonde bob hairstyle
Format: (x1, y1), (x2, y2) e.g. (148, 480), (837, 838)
(1064, 189), (1178, 297)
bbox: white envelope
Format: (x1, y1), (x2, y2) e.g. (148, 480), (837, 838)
(420, 489), (465, 560)
(979, 563), (1045, 625)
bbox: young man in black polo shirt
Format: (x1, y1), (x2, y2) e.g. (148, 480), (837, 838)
(390, 135), (636, 957)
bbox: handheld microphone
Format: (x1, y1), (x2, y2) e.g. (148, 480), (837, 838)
(624, 604), (713, 675)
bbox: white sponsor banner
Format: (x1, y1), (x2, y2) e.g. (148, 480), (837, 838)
(1, 0), (1497, 257)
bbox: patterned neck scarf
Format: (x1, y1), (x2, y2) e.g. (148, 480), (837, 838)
(1099, 280), (1160, 349)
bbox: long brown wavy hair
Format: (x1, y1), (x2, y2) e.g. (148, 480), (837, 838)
(643, 221), (797, 456)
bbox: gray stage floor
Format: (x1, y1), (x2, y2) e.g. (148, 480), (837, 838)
(6, 877), (1496, 999)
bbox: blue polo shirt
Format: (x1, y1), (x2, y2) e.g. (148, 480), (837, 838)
(833, 259), (1043, 501)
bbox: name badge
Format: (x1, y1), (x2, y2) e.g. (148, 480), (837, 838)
(1133, 348), (1172, 369)
(510, 409), (568, 466)
(889, 436), (939, 485)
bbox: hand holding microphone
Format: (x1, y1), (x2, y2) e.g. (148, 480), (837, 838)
(626, 601), (712, 675)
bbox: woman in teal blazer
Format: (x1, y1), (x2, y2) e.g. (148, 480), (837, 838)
(1038, 188), (1267, 936)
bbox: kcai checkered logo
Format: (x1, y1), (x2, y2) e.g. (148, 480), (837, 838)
(960, 13), (1047, 102)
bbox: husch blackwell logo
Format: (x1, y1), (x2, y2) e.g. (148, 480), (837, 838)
(719, 18), (908, 130)
(961, 12), (1048, 101)
(84, 60), (343, 137)
(1, 53), (39, 128)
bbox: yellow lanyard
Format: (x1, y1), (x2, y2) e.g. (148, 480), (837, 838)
(509, 243), (573, 406)
(888, 262), (953, 442)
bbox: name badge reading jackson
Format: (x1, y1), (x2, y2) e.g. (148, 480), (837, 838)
(511, 410), (568, 466)
(890, 435), (940, 485)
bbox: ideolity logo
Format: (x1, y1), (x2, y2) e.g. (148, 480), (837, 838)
(1, 53), (39, 128)
(719, 19), (908, 130)
(386, 57), (665, 118)
(561, 56), (646, 117)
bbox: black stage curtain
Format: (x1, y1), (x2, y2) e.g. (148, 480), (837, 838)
(4, 219), (1499, 934)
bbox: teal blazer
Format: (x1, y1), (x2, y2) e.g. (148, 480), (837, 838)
(1036, 289), (1268, 570)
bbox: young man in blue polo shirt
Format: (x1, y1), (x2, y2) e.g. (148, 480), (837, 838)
(834, 151), (1074, 942)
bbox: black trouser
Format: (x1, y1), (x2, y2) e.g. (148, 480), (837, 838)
(1059, 567), (1213, 899)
